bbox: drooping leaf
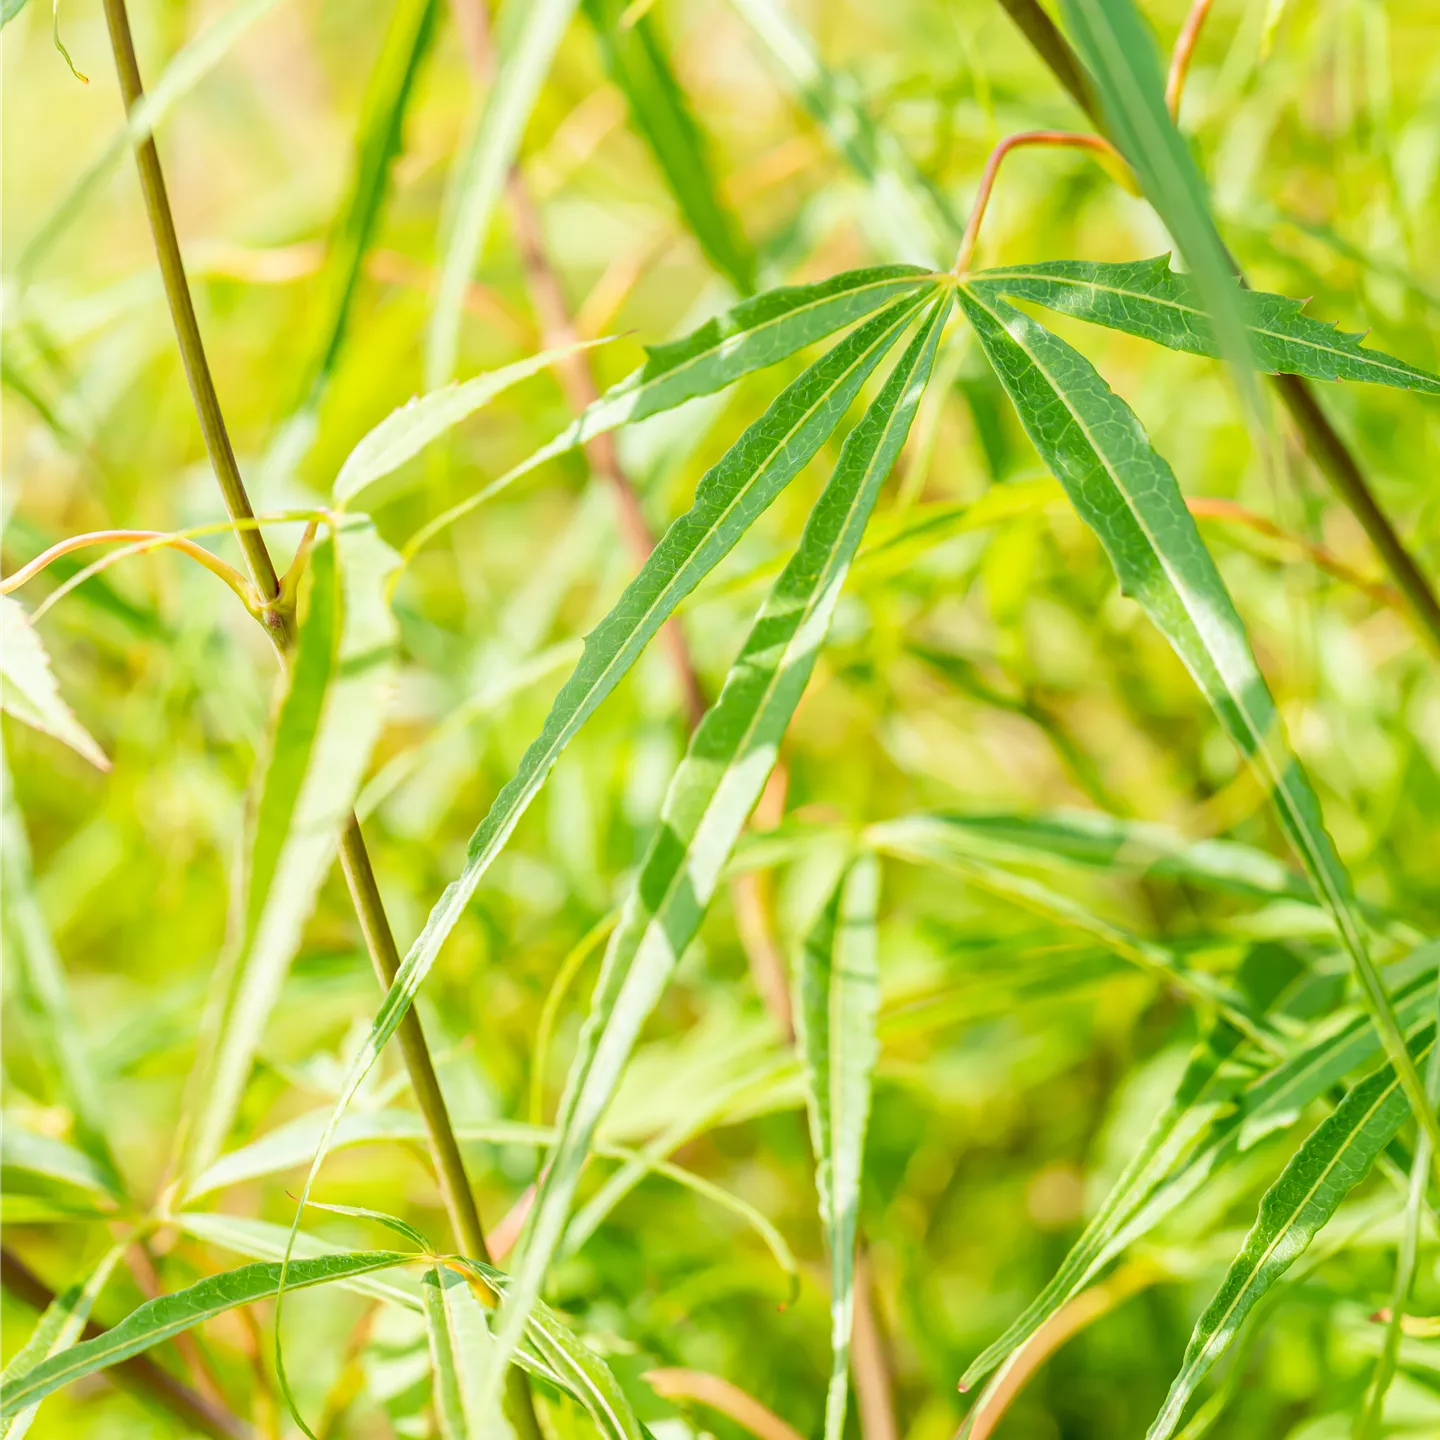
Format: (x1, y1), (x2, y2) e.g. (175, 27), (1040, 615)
(1057, 0), (1263, 420)
(16, 0), (292, 277)
(184, 1109), (798, 1296)
(450, 1257), (650, 1440)
(1146, 1025), (1439, 1440)
(959, 947), (1440, 1404)
(405, 264), (937, 550)
(0, 1243), (126, 1440)
(971, 257), (1440, 394)
(584, 0), (756, 294)
(474, 292), (949, 1419)
(280, 287), (934, 1306)
(797, 855), (882, 1440)
(1, 599), (108, 770)
(1, 0), (32, 29)
(955, 282), (1439, 1156)
(334, 342), (607, 506)
(726, 0), (956, 266)
(867, 815), (1278, 1049)
(0, 1252), (416, 1419)
(425, 0), (579, 388)
(179, 518), (400, 1183)
(0, 756), (120, 1188)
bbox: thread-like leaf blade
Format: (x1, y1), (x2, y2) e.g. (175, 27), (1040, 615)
(472, 292), (950, 1417)
(955, 283), (1439, 1158)
(798, 854), (882, 1440)
(972, 257), (1440, 394)
(0, 1251), (415, 1419)
(1146, 1026), (1439, 1440)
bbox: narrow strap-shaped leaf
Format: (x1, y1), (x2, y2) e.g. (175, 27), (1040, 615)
(1146, 1026), (1439, 1440)
(911, 807), (1312, 903)
(955, 283), (1439, 1158)
(449, 1258), (650, 1440)
(1058, 0), (1262, 420)
(179, 518), (400, 1182)
(471, 293), (951, 1418)
(423, 1266), (506, 1440)
(0, 1251), (414, 1419)
(1, 600), (108, 770)
(334, 341), (605, 505)
(0, 1242), (126, 1440)
(959, 1022), (1244, 1402)
(960, 952), (1440, 1406)
(0, 756), (120, 1190)
(583, 0), (756, 294)
(0, 1127), (121, 1202)
(276, 288), (933, 1363)
(971, 257), (1440, 394)
(798, 855), (882, 1440)
(404, 265), (936, 547)
(726, 0), (956, 266)
(425, 0), (578, 388)
(867, 815), (1278, 1049)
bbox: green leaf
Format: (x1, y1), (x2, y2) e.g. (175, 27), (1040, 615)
(0, 1242), (127, 1440)
(184, 1109), (799, 1298)
(892, 808), (1312, 903)
(971, 257), (1440, 394)
(1, 599), (108, 770)
(955, 282), (1440, 1159)
(1057, 0), (1262, 421)
(179, 519), (400, 1183)
(286, 286), (933, 1307)
(798, 855), (882, 1440)
(423, 1266), (507, 1440)
(1, 0), (31, 30)
(0, 756), (120, 1188)
(405, 264), (936, 551)
(0, 1126), (120, 1201)
(959, 947), (1440, 1405)
(300, 0), (439, 409)
(334, 342), (607, 506)
(867, 814), (1278, 1050)
(726, 0), (957, 266)
(1146, 1025), (1439, 1440)
(958, 1022), (1244, 1419)
(16, 0), (292, 278)
(425, 0), (579, 388)
(0, 1251), (416, 1420)
(449, 1257), (650, 1440)
(478, 292), (950, 1418)
(583, 0), (756, 294)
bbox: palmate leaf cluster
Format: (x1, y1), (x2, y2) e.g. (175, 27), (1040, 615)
(3, 2), (1439, 1439)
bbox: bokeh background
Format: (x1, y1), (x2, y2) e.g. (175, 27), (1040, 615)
(3, 1), (1439, 1436)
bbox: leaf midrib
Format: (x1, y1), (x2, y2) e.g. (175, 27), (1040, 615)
(975, 268), (1425, 383)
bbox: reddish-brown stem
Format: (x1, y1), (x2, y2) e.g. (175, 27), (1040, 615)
(1166, 0), (1216, 117)
(953, 131), (1122, 274)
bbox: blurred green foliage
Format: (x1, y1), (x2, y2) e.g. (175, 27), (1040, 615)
(2, 1), (1438, 1437)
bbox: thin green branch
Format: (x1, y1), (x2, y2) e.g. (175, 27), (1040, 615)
(95, 10), (541, 1435)
(991, 0), (1440, 657)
